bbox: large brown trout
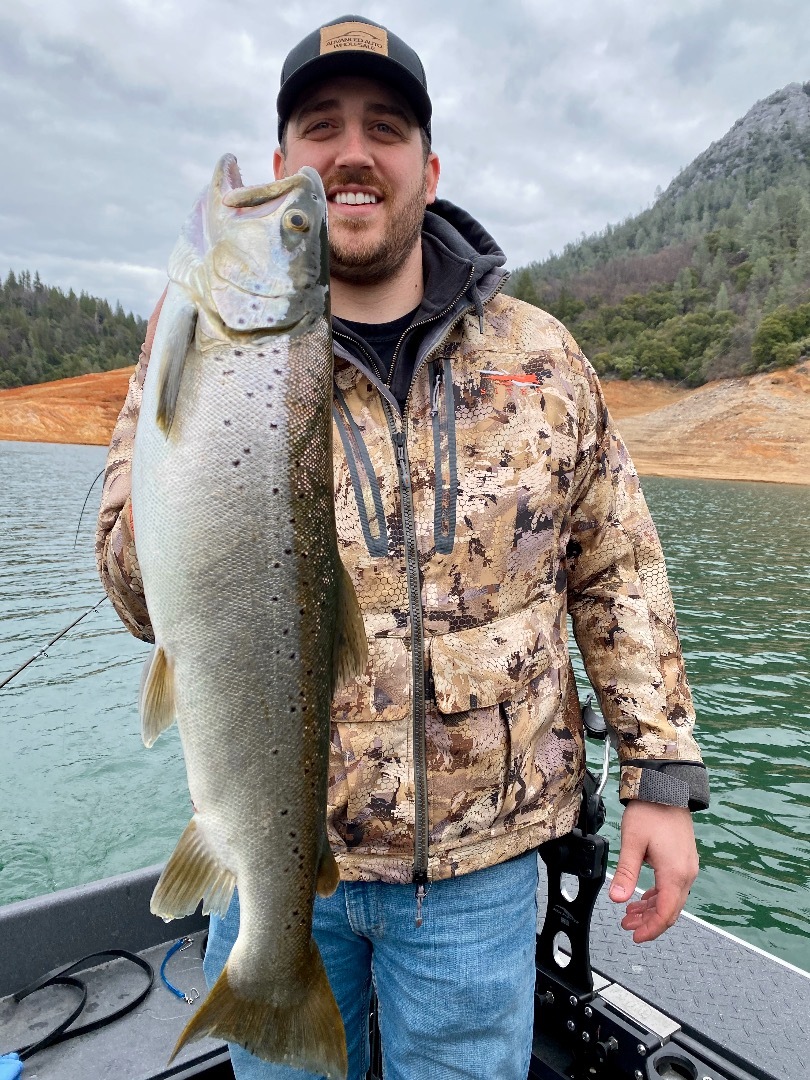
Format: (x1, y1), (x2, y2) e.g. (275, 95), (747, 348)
(131, 156), (365, 1078)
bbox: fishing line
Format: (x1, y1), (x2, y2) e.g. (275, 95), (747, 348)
(0, 597), (108, 690)
(73, 467), (106, 549)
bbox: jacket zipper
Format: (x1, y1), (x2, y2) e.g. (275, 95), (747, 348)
(391, 426), (430, 923)
(333, 270), (508, 925)
(387, 267), (476, 389)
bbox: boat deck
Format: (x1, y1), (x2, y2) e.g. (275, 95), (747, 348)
(537, 871), (809, 1079)
(1, 864), (807, 1079)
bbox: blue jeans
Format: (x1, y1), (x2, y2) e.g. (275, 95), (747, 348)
(203, 850), (539, 1080)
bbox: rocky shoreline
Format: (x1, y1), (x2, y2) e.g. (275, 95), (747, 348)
(0, 365), (808, 485)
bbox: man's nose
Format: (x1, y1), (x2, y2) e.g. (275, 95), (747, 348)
(333, 126), (374, 169)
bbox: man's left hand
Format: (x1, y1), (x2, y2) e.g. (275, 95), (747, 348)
(608, 801), (699, 943)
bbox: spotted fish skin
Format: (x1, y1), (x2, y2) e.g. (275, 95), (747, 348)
(131, 157), (363, 1079)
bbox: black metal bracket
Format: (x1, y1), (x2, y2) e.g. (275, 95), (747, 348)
(535, 812), (609, 1002)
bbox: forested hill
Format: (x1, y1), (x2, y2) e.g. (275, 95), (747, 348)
(0, 270), (146, 389)
(507, 82), (810, 384)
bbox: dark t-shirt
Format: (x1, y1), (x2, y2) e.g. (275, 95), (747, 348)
(338, 307), (418, 380)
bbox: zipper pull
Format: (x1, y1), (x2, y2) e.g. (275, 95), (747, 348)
(414, 874), (429, 927)
(394, 431), (406, 463)
(431, 368), (443, 417)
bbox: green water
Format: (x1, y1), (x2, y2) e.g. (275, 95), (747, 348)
(1, 442), (808, 971)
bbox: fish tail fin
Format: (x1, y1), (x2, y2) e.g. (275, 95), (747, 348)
(332, 561), (368, 692)
(170, 947), (347, 1079)
(139, 645), (176, 747)
(151, 817), (236, 920)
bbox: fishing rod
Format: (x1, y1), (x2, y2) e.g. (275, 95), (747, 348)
(0, 597), (108, 691)
(0, 465), (114, 690)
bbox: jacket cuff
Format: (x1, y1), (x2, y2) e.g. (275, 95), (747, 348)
(619, 760), (710, 812)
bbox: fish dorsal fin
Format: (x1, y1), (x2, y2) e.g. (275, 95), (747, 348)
(140, 645), (176, 747)
(151, 816), (236, 920)
(156, 301), (197, 434)
(331, 561), (368, 694)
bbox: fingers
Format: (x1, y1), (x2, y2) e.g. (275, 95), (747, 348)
(608, 833), (644, 904)
(621, 885), (683, 943)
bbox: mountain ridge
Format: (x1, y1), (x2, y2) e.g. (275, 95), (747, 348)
(666, 82), (810, 199)
(508, 80), (810, 385)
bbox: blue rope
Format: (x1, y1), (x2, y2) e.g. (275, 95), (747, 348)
(159, 938), (199, 1005)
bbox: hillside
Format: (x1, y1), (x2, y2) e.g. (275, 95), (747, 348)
(0, 271), (146, 390)
(508, 82), (810, 385)
(1, 366), (807, 485)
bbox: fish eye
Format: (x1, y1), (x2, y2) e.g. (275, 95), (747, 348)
(283, 209), (309, 232)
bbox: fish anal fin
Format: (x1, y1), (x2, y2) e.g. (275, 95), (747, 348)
(331, 562), (368, 694)
(140, 645), (176, 748)
(156, 302), (197, 434)
(151, 817), (236, 921)
(316, 844), (340, 898)
(170, 949), (347, 1079)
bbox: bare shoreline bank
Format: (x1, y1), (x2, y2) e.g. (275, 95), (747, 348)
(1, 365), (808, 486)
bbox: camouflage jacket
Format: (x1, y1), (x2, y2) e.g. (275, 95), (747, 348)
(97, 216), (707, 887)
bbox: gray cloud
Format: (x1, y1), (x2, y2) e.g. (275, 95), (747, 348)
(1, 0), (809, 317)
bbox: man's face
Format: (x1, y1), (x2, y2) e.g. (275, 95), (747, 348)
(274, 76), (440, 286)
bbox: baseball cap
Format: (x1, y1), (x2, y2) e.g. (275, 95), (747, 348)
(277, 15), (432, 143)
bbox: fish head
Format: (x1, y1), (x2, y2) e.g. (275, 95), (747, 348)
(170, 155), (329, 336)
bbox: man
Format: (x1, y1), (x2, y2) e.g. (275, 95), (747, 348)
(96, 14), (709, 1080)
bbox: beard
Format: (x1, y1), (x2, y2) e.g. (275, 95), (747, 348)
(325, 168), (427, 286)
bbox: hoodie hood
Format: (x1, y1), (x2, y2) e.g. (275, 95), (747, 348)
(419, 198), (508, 321)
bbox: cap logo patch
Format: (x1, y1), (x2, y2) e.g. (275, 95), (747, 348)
(320, 21), (389, 56)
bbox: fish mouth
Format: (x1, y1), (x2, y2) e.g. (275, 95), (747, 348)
(220, 158), (323, 211)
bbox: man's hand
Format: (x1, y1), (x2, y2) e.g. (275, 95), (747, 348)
(608, 801), (699, 943)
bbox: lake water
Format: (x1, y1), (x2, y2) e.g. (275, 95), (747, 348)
(1, 440), (808, 972)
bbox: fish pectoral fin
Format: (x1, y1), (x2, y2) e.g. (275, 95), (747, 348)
(170, 946), (347, 1080)
(140, 646), (176, 747)
(316, 843), (340, 898)
(331, 561), (368, 693)
(151, 817), (236, 920)
(156, 300), (197, 434)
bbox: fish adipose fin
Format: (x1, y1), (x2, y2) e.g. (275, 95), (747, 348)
(140, 645), (176, 747)
(169, 946), (348, 1079)
(151, 817), (236, 920)
(331, 562), (368, 693)
(156, 301), (197, 434)
(316, 842), (340, 897)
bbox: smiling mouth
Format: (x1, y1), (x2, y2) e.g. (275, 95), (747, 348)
(329, 189), (380, 206)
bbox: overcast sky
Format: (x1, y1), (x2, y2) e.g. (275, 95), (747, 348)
(2, 0), (809, 318)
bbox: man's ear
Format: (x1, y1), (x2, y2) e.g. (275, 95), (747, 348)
(425, 152), (440, 205)
(273, 148), (286, 180)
